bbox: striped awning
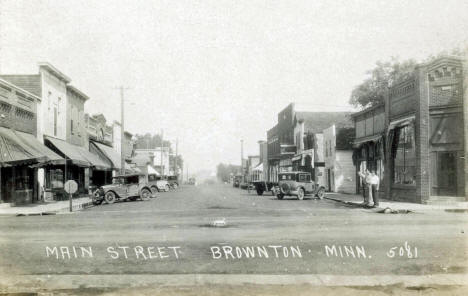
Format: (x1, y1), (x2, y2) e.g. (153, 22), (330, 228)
(0, 127), (62, 166)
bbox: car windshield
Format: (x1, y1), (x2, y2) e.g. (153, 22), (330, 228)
(279, 174), (294, 180)
(123, 176), (139, 184)
(298, 174), (311, 182)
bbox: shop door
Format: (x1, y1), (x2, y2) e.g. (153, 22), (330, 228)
(433, 152), (457, 196)
(327, 169), (331, 191)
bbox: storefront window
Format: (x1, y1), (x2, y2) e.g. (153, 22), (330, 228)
(15, 167), (33, 190)
(393, 124), (416, 185)
(50, 169), (64, 189)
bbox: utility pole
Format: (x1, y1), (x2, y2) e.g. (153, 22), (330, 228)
(114, 86), (130, 175)
(160, 129), (164, 175)
(175, 138), (178, 176)
(240, 139), (244, 182)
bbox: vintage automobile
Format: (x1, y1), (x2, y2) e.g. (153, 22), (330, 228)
(92, 174), (153, 204)
(166, 175), (179, 189)
(147, 173), (170, 194)
(275, 171), (325, 200)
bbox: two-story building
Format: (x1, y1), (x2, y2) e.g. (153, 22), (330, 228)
(267, 124), (279, 183)
(386, 56), (466, 203)
(351, 56), (467, 204)
(1, 63), (111, 200)
(292, 111), (351, 186)
(351, 104), (386, 195)
(0, 78), (62, 204)
(323, 122), (355, 193)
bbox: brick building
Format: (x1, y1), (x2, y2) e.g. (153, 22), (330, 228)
(386, 56), (466, 203)
(351, 56), (467, 203)
(0, 78), (61, 204)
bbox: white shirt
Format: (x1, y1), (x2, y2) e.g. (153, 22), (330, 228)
(369, 175), (380, 185)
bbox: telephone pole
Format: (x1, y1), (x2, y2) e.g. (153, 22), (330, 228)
(160, 129), (164, 175)
(114, 86), (130, 175)
(175, 138), (178, 176)
(240, 139), (244, 182)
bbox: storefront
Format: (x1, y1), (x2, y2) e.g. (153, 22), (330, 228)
(44, 136), (111, 200)
(0, 127), (62, 204)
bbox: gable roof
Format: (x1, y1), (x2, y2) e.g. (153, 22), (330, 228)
(295, 112), (353, 133)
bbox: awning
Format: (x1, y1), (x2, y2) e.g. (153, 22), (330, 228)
(147, 164), (160, 175)
(91, 141), (123, 170)
(0, 127), (61, 166)
(253, 162), (263, 172)
(388, 115), (415, 131)
(45, 137), (111, 170)
(353, 134), (383, 148)
(15, 131), (63, 165)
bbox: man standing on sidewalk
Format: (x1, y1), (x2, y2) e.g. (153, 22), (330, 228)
(369, 170), (380, 207)
(358, 169), (371, 206)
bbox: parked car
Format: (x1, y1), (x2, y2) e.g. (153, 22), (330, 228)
(167, 175), (179, 189)
(188, 177), (197, 185)
(275, 171), (325, 200)
(147, 174), (170, 194)
(233, 175), (242, 188)
(92, 174), (153, 204)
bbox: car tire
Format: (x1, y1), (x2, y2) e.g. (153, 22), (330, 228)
(316, 187), (325, 199)
(104, 192), (116, 204)
(165, 184), (170, 192)
(173, 183), (178, 189)
(140, 188), (151, 201)
(297, 188), (305, 200)
(151, 186), (158, 197)
(276, 193), (284, 200)
(256, 188), (264, 196)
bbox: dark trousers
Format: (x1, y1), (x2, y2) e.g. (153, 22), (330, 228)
(371, 184), (379, 206)
(362, 183), (368, 203)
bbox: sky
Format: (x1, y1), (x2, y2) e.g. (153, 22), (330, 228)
(0, 0), (467, 174)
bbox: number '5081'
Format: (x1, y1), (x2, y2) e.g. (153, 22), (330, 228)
(387, 241), (418, 258)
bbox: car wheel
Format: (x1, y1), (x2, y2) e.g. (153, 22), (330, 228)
(297, 188), (305, 200)
(256, 188), (264, 196)
(140, 188), (151, 201)
(173, 183), (178, 189)
(104, 192), (116, 204)
(276, 193), (284, 200)
(165, 184), (170, 192)
(151, 186), (158, 197)
(316, 187), (325, 199)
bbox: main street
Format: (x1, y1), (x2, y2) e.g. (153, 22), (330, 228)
(0, 183), (466, 279)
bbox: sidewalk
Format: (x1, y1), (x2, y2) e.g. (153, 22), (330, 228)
(325, 192), (468, 212)
(0, 196), (94, 216)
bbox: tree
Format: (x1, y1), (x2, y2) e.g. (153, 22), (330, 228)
(216, 163), (240, 182)
(349, 57), (417, 108)
(134, 133), (172, 151)
(349, 47), (465, 109)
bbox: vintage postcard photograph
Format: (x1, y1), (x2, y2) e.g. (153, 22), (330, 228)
(0, 0), (467, 295)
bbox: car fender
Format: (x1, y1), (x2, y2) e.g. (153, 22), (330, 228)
(139, 186), (151, 195)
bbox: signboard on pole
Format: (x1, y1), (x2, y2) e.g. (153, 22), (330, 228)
(64, 180), (78, 212)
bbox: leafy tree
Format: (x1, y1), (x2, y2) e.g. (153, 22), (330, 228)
(216, 163), (241, 182)
(134, 133), (172, 151)
(349, 57), (417, 108)
(350, 47), (465, 109)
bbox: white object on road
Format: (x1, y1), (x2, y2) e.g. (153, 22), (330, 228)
(211, 218), (226, 227)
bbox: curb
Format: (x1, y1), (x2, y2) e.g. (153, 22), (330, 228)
(11, 201), (95, 217)
(324, 196), (412, 213)
(0, 274), (467, 293)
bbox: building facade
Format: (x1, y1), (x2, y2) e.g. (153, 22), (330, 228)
(351, 56), (467, 203)
(351, 104), (386, 195)
(386, 56), (466, 203)
(323, 124), (356, 194)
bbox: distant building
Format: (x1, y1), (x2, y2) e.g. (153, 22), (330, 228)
(323, 123), (355, 194)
